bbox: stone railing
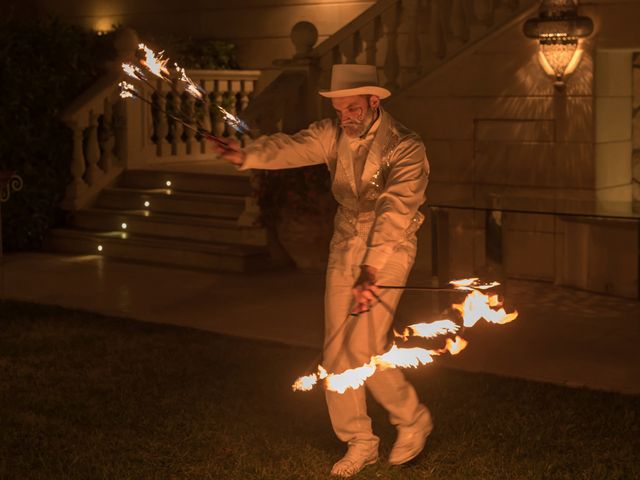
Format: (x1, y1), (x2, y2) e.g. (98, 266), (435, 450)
(144, 69), (260, 159)
(61, 28), (261, 210)
(60, 30), (143, 210)
(273, 0), (533, 119)
(315, 0), (537, 86)
(242, 0), (539, 137)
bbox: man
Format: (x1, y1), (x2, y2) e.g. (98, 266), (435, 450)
(213, 64), (432, 477)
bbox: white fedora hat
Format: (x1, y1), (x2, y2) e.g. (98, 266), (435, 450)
(319, 64), (391, 99)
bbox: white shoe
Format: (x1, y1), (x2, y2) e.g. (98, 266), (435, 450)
(388, 407), (433, 465)
(330, 444), (378, 477)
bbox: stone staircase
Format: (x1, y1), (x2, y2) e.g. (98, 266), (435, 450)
(45, 169), (275, 272)
(47, 0), (539, 273)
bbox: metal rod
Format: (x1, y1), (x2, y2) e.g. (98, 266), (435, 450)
(380, 285), (461, 292)
(127, 90), (229, 147)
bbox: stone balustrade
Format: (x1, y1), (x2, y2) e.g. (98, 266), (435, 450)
(60, 27), (261, 210)
(148, 69), (260, 158)
(305, 0), (536, 116)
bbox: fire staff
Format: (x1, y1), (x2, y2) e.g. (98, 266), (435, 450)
(214, 64), (432, 478)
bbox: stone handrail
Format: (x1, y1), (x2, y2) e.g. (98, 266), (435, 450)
(60, 28), (261, 211)
(311, 0), (539, 108)
(147, 68), (261, 158)
(61, 70), (127, 210)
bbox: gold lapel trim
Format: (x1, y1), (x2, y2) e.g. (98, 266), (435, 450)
(360, 110), (391, 191)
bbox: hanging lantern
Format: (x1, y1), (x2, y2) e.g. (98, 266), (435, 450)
(524, 0), (593, 88)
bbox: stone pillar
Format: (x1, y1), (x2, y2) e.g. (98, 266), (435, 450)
(632, 52), (640, 213)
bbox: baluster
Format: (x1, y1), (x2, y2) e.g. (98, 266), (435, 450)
(227, 80), (241, 141)
(317, 47), (341, 102)
(360, 17), (381, 66)
(473, 0), (494, 27)
(404, 0), (422, 77)
(153, 81), (169, 156)
(213, 81), (226, 139)
(450, 0), (469, 46)
(112, 99), (126, 166)
(430, 0), (447, 60)
(381, 2), (401, 91)
(418, 0), (431, 71)
(181, 91), (196, 155)
(99, 99), (114, 173)
(495, 0), (518, 20)
(317, 52), (336, 119)
(64, 122), (88, 204)
(239, 80), (253, 146)
(464, 0), (482, 39)
(339, 32), (362, 64)
(85, 110), (103, 185)
(170, 87), (184, 156)
(198, 80), (213, 154)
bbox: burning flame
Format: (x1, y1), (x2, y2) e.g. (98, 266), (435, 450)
(292, 365), (328, 392)
(396, 319), (459, 340)
(453, 290), (518, 328)
(450, 277), (500, 291)
(138, 43), (170, 79)
(293, 278), (518, 394)
(119, 81), (136, 99)
(441, 336), (468, 355)
(175, 64), (205, 100)
(302, 341), (471, 395)
(217, 105), (249, 134)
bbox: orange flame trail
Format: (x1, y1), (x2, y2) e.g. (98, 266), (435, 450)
(292, 278), (517, 393)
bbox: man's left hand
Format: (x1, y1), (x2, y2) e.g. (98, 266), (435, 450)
(352, 265), (381, 314)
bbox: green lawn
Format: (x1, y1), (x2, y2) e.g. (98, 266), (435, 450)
(0, 300), (638, 479)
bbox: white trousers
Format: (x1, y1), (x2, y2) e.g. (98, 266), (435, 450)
(323, 237), (424, 449)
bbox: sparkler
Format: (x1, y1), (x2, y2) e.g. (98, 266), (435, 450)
(119, 43), (250, 147)
(292, 277), (518, 394)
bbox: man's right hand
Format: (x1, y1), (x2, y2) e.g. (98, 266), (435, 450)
(211, 137), (245, 166)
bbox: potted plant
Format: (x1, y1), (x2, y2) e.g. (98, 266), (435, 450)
(253, 165), (336, 270)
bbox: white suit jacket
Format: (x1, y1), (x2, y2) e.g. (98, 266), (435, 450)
(240, 109), (430, 271)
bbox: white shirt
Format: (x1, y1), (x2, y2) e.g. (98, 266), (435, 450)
(345, 110), (382, 192)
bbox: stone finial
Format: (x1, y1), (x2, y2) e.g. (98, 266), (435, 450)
(114, 27), (139, 61)
(291, 21), (318, 58)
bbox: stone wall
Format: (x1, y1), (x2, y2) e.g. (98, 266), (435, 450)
(386, 0), (640, 294)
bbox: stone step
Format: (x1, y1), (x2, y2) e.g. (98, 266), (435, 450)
(120, 170), (252, 196)
(45, 228), (272, 273)
(96, 187), (245, 219)
(71, 209), (268, 246)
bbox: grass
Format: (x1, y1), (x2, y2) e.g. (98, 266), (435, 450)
(0, 300), (638, 480)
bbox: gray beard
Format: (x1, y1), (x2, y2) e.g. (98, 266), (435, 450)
(341, 108), (377, 138)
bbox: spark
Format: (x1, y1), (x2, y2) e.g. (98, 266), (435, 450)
(175, 63), (205, 100)
(118, 81), (136, 99)
(217, 105), (249, 134)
